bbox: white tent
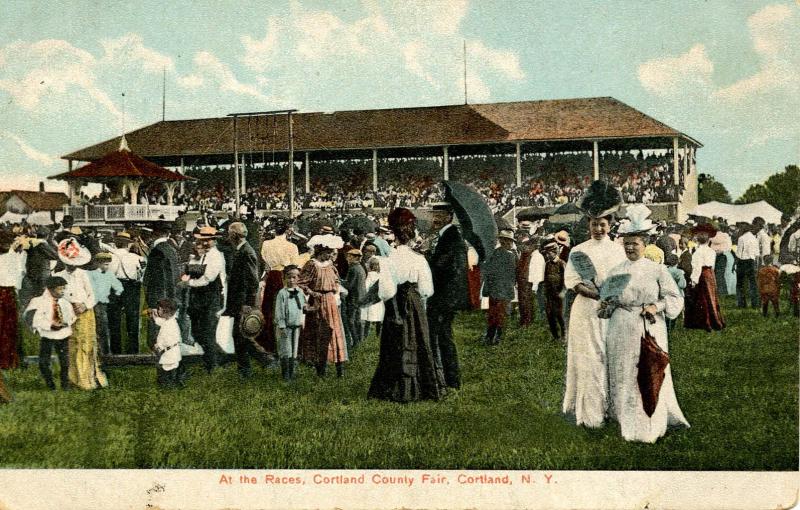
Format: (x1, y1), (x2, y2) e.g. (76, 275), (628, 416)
(0, 210), (61, 226)
(689, 201), (782, 225)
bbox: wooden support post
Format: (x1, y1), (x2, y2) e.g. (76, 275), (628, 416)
(304, 152), (310, 194)
(443, 146), (449, 181)
(673, 137), (680, 185)
(241, 154), (246, 194)
(593, 141), (600, 180)
(165, 182), (177, 206)
(515, 142), (522, 187)
(372, 149), (378, 191)
(179, 157), (185, 195)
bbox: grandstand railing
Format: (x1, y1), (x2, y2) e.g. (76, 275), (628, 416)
(64, 204), (182, 224)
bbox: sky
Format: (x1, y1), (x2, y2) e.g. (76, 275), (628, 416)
(0, 0), (797, 199)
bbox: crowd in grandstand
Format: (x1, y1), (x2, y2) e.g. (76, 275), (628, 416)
(80, 150), (690, 215)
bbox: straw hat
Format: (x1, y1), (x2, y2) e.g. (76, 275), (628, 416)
(497, 229), (516, 242)
(239, 306), (265, 339)
(193, 226), (219, 239)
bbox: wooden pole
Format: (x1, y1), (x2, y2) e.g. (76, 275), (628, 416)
(305, 152), (310, 193)
(372, 149), (378, 191)
(515, 142), (522, 187)
(288, 112), (294, 218)
(673, 137), (679, 185)
(233, 116), (240, 217)
(179, 157), (185, 196)
(593, 141), (600, 180)
(443, 146), (449, 181)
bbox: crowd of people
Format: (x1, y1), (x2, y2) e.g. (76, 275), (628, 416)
(77, 151), (689, 217)
(1, 178), (797, 445)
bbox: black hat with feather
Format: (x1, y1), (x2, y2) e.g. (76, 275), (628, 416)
(577, 180), (623, 219)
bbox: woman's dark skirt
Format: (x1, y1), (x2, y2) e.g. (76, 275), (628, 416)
(368, 283), (447, 402)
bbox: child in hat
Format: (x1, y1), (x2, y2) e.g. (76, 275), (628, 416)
(342, 248), (366, 349)
(542, 237), (567, 342)
(27, 276), (76, 390)
(360, 257), (385, 339)
(274, 265), (306, 381)
(756, 255), (780, 317)
(480, 230), (518, 345)
(148, 298), (185, 388)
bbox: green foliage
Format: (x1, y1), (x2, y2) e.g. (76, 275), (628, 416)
(698, 174), (731, 204)
(736, 165), (800, 216)
(1, 296), (797, 470)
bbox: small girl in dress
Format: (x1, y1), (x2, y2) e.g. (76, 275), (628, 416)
(149, 298), (185, 388)
(360, 257), (385, 339)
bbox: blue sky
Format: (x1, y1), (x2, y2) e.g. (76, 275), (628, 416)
(1, 0), (797, 199)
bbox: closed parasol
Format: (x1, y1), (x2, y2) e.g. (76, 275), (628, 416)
(637, 320), (670, 417)
(443, 180), (498, 261)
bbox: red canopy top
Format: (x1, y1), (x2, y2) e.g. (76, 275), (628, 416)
(51, 138), (188, 183)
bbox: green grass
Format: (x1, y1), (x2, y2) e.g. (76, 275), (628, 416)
(1, 296), (797, 469)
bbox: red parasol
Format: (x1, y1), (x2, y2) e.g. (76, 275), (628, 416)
(637, 320), (670, 417)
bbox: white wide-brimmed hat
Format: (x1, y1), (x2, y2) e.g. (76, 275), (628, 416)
(57, 237), (91, 266)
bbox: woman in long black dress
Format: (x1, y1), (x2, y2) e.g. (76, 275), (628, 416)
(367, 208), (447, 402)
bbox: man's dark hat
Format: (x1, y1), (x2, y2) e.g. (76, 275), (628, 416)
(431, 201), (453, 212)
(577, 180), (623, 218)
(46, 276), (68, 289)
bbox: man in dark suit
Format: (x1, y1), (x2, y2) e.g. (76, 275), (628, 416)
(142, 223), (178, 348)
(223, 222), (268, 378)
(426, 202), (469, 389)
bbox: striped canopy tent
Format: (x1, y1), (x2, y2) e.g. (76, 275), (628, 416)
(50, 136), (189, 205)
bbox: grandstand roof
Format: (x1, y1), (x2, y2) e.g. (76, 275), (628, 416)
(62, 97), (701, 165)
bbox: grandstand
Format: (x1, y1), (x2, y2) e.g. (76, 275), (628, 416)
(62, 97), (701, 221)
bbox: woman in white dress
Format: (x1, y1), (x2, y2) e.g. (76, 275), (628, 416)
(602, 205), (690, 443)
(562, 181), (627, 428)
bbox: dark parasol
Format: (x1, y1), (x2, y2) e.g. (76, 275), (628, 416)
(443, 180), (498, 261)
(637, 321), (670, 417)
(339, 215), (378, 234)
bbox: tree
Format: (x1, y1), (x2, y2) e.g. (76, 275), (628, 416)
(698, 174), (731, 204)
(736, 165), (800, 217)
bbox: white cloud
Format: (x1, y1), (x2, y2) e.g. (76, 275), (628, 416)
(713, 3), (799, 102)
(100, 33), (174, 73)
(637, 44), (714, 97)
(403, 40), (436, 86)
(181, 51), (271, 104)
(240, 17), (281, 72)
(0, 130), (56, 166)
(176, 73), (204, 89)
(232, 1), (521, 103)
(469, 39), (525, 81)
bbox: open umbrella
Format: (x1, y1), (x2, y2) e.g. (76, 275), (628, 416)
(516, 207), (553, 222)
(339, 215), (377, 234)
(443, 181), (497, 261)
(637, 322), (670, 417)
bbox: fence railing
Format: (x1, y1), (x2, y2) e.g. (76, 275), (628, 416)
(64, 204), (182, 223)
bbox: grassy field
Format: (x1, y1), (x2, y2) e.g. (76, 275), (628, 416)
(0, 295), (797, 470)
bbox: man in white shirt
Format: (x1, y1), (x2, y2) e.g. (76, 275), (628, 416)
(787, 227), (800, 263)
(753, 217), (772, 266)
(734, 222), (760, 308)
(180, 227), (226, 372)
(103, 231), (145, 354)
